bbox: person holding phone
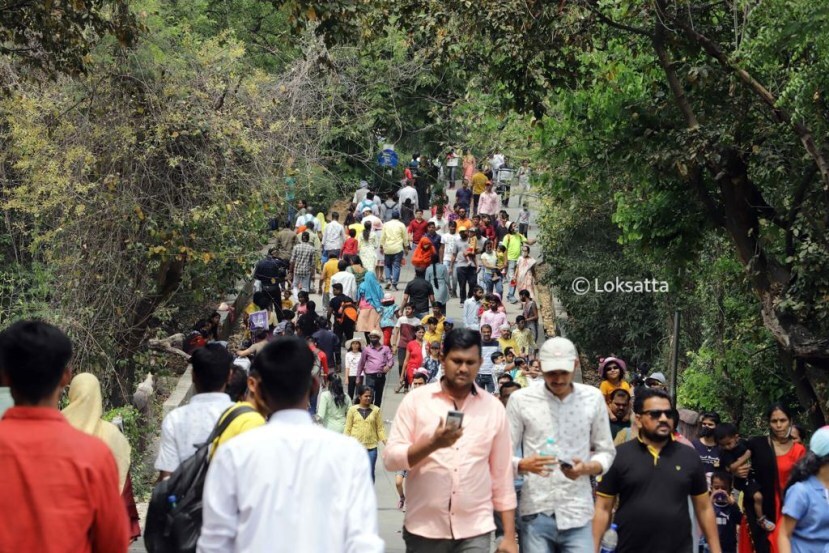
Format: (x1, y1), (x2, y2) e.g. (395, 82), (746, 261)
(383, 328), (518, 553)
(505, 337), (616, 553)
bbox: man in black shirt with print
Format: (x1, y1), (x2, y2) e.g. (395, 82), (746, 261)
(592, 388), (722, 553)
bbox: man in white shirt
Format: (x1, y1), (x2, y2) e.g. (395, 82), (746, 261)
(198, 337), (383, 553)
(361, 209), (383, 234)
(463, 285), (484, 330)
(440, 220), (459, 298)
(321, 211), (345, 261)
(505, 337), (616, 553)
(428, 207), (450, 236)
(398, 181), (419, 211)
(155, 344), (233, 478)
(352, 180), (369, 205)
(330, 259), (357, 301)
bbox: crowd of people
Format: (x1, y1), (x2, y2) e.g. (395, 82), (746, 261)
(0, 156), (827, 553)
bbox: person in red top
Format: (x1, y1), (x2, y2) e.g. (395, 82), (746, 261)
(408, 209), (430, 244)
(342, 228), (359, 258)
(0, 320), (129, 553)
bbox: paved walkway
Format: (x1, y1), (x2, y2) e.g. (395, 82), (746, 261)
(130, 188), (542, 552)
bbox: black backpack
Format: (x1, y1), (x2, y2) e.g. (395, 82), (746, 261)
(144, 404), (255, 553)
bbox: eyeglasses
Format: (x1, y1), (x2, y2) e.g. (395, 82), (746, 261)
(639, 409), (675, 420)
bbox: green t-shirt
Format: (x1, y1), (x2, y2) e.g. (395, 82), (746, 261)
(502, 233), (527, 261)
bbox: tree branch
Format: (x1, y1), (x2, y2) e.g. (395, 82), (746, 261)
(582, 1), (655, 38)
(668, 14), (829, 192)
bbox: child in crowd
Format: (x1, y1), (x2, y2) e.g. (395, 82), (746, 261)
(379, 294), (398, 347)
(509, 357), (529, 388)
(715, 423), (776, 532)
(517, 203), (531, 237)
(342, 229), (359, 258)
(423, 342), (441, 382)
(491, 351), (506, 384)
(700, 471), (741, 553)
(295, 290), (309, 316)
(281, 288), (294, 310)
(344, 339), (362, 400)
(496, 244), (507, 280)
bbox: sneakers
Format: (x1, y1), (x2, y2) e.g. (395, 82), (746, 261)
(385, 283), (392, 290)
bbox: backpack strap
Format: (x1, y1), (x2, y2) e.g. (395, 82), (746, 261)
(197, 404), (256, 449)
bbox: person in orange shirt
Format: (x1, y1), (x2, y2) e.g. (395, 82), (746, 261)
(0, 320), (129, 553)
(383, 328), (518, 553)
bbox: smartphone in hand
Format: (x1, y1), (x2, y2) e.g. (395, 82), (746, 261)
(446, 410), (464, 430)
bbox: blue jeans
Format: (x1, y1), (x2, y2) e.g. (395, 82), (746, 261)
(367, 447), (378, 482)
(483, 270), (503, 296)
(520, 513), (593, 553)
(506, 260), (518, 300)
(384, 251), (404, 285)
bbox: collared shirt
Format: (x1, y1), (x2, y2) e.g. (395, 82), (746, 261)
(330, 271), (357, 300)
(357, 344), (393, 377)
(596, 437), (707, 553)
(155, 392), (233, 472)
(0, 407), (129, 553)
(506, 382), (616, 530)
(198, 409), (384, 553)
(290, 242), (317, 276)
(429, 216), (450, 236)
(398, 186), (419, 208)
(463, 297), (482, 329)
(274, 228), (296, 260)
(322, 220), (345, 250)
(383, 381), (517, 540)
(380, 219), (409, 255)
(480, 310), (507, 331)
(478, 191), (501, 215)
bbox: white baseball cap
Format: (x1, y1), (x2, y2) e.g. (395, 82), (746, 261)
(538, 337), (578, 373)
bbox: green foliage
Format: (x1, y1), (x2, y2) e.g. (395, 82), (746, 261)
(0, 0), (139, 75)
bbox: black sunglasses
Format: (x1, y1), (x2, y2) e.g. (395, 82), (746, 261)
(639, 409), (675, 420)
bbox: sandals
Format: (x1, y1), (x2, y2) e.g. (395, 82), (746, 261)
(757, 516), (776, 532)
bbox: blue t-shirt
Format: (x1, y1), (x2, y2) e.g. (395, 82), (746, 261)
(456, 187), (472, 208)
(782, 476), (829, 553)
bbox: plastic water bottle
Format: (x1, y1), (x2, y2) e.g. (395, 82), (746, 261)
(168, 494), (178, 510)
(538, 437), (558, 458)
(599, 523), (618, 553)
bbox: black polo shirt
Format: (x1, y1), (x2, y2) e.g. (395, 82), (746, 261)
(596, 438), (708, 553)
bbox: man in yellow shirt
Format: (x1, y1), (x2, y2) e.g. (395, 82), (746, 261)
(379, 210), (410, 291)
(471, 171), (488, 214)
(319, 256), (340, 307)
(497, 323), (519, 355)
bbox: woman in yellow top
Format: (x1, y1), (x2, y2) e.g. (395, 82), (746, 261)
(598, 357), (632, 424)
(344, 385), (386, 482)
(62, 373), (140, 540)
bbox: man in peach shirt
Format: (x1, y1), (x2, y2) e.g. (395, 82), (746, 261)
(383, 328), (518, 553)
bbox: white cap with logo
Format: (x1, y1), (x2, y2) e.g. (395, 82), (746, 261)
(538, 337), (578, 373)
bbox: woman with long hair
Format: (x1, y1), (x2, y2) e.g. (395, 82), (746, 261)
(356, 270), (383, 339)
(424, 253), (449, 305)
(740, 404), (808, 553)
(62, 373), (140, 541)
(778, 425), (829, 553)
(401, 325), (426, 392)
(462, 148), (476, 185)
(359, 225), (378, 275)
(347, 255), (368, 288)
(344, 385), (386, 482)
(317, 373), (350, 433)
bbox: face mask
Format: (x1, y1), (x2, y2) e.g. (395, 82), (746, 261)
(699, 427), (714, 438)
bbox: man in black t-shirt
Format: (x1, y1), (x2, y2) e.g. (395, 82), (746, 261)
(327, 283), (355, 345)
(402, 269), (434, 318)
(593, 388), (723, 553)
